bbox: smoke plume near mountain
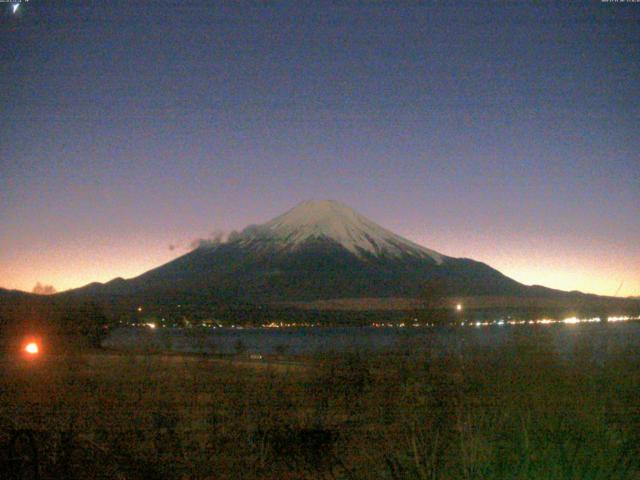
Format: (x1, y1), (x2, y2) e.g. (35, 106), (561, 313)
(189, 230), (227, 250)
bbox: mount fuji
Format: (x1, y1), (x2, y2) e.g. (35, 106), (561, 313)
(69, 200), (539, 303)
(243, 199), (446, 262)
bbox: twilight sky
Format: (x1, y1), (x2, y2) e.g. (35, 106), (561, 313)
(1, 1), (638, 296)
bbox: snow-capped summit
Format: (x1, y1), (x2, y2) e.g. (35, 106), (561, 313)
(64, 198), (629, 308)
(68, 198), (536, 302)
(240, 200), (445, 263)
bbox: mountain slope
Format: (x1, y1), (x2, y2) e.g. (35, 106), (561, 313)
(66, 200), (533, 302)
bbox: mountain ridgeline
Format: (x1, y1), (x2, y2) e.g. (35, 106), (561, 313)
(2, 200), (638, 335)
(64, 200), (622, 309)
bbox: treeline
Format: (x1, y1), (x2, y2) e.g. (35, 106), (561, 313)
(0, 293), (115, 352)
(2, 289), (639, 353)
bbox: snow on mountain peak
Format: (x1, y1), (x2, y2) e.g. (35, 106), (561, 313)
(249, 200), (445, 263)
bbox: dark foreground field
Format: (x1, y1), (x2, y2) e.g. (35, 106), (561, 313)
(1, 327), (638, 479)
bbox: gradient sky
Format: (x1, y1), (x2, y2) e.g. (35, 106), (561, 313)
(1, 1), (638, 296)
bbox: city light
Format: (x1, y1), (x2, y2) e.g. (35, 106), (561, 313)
(562, 317), (580, 324)
(118, 315), (639, 330)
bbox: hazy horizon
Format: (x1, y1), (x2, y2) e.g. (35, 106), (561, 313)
(2, 2), (638, 296)
(2, 197), (638, 298)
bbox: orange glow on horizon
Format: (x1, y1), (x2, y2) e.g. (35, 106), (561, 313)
(1, 234), (639, 298)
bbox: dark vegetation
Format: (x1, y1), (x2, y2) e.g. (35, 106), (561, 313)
(0, 292), (115, 353)
(0, 326), (639, 479)
(10, 287), (624, 357)
(2, 285), (638, 345)
(1, 286), (639, 478)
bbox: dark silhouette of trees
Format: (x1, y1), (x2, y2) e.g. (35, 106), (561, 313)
(59, 301), (113, 348)
(422, 278), (452, 325)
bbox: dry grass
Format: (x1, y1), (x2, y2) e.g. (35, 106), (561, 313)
(0, 328), (638, 479)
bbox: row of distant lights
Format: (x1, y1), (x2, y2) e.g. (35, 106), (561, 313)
(137, 322), (322, 329)
(462, 316), (639, 327)
(262, 322), (319, 328)
(132, 304), (638, 330)
(136, 305), (321, 329)
(369, 316), (639, 329)
(135, 322), (266, 330)
(135, 317), (639, 330)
